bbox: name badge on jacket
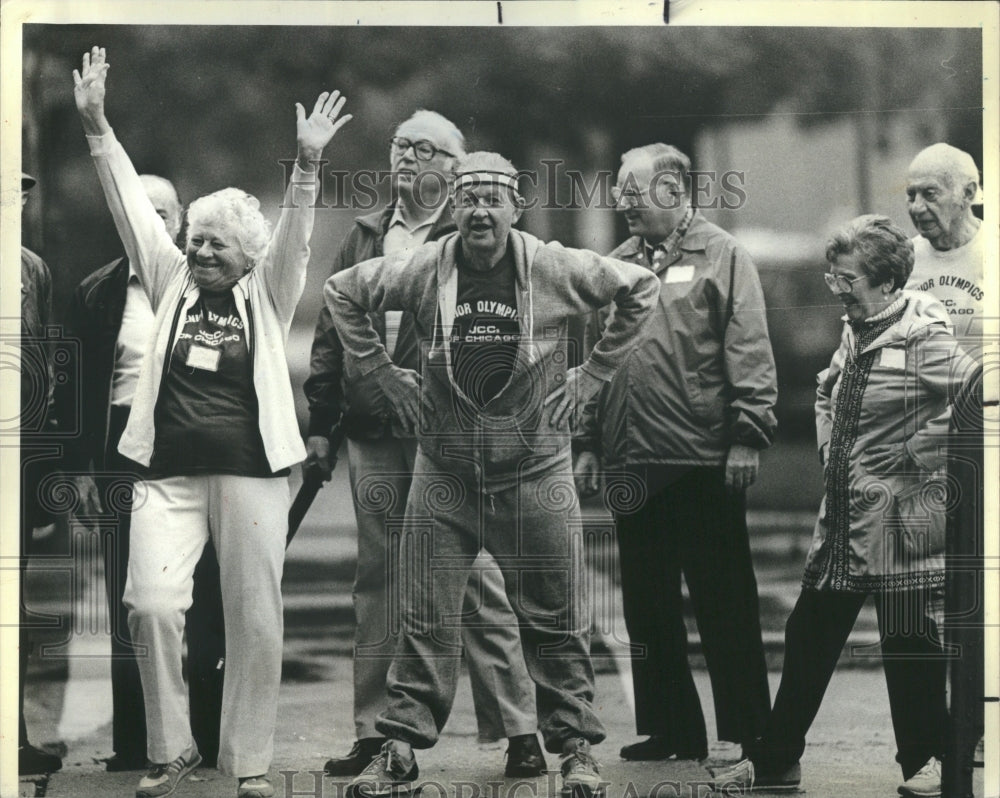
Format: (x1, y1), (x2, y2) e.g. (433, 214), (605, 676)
(879, 347), (906, 370)
(664, 264), (695, 284)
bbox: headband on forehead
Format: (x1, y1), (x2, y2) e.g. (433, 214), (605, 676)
(453, 170), (520, 195)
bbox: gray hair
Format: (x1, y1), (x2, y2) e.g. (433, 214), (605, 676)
(186, 188), (271, 265)
(825, 214), (914, 291)
(139, 174), (182, 239)
(398, 109), (467, 158)
(621, 143), (691, 191)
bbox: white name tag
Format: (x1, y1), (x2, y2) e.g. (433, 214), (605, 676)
(879, 347), (906, 370)
(664, 265), (695, 284)
(186, 345), (221, 372)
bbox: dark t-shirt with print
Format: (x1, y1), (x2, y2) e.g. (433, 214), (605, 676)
(150, 291), (273, 477)
(449, 245), (521, 408)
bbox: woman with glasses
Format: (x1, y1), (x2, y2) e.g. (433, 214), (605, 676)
(74, 47), (351, 798)
(713, 214), (978, 796)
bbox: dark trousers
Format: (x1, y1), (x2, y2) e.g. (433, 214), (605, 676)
(943, 370), (984, 798)
(615, 466), (771, 752)
(104, 406), (226, 763)
(19, 436), (60, 748)
(752, 587), (947, 780)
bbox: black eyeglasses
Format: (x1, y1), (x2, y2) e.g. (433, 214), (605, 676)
(390, 137), (454, 162)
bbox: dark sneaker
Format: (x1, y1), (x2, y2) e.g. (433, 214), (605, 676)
(559, 738), (605, 798)
(18, 743), (63, 775)
(898, 757), (941, 798)
(505, 734), (547, 777)
(346, 740), (419, 798)
(326, 738), (388, 777)
(238, 775), (275, 798)
(136, 744), (202, 798)
(711, 758), (801, 793)
(619, 736), (707, 762)
(103, 753), (148, 772)
(756, 762), (801, 791)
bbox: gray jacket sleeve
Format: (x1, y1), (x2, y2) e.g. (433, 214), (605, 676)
(723, 244), (779, 449)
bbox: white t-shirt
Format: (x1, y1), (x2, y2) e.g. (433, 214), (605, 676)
(906, 224), (985, 348)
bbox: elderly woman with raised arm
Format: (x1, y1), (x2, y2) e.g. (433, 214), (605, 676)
(73, 47), (351, 798)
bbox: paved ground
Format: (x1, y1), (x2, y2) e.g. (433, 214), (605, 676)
(13, 444), (991, 797)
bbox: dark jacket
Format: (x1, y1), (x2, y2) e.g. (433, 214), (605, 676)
(56, 256), (130, 471)
(304, 204), (457, 440)
(20, 247), (53, 432)
(578, 213), (778, 467)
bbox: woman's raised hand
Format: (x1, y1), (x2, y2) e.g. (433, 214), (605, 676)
(296, 90), (352, 169)
(72, 46), (112, 136)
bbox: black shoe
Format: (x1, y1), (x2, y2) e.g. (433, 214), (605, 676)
(326, 738), (388, 778)
(346, 740), (419, 798)
(19, 743), (63, 775)
(505, 734), (547, 777)
(619, 736), (706, 762)
(104, 753), (149, 772)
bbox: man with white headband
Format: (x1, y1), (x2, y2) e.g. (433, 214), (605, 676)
(326, 151), (660, 798)
(304, 110), (540, 780)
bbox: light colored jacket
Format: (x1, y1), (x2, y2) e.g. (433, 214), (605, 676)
(86, 130), (317, 472)
(804, 291), (978, 591)
(326, 230), (660, 490)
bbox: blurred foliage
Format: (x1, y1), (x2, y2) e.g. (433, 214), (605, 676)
(21, 24), (982, 411)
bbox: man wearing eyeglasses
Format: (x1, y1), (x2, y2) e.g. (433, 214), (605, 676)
(574, 143), (777, 765)
(304, 111), (541, 779)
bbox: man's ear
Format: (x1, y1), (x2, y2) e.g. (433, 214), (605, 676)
(512, 195), (525, 225)
(961, 179), (979, 206)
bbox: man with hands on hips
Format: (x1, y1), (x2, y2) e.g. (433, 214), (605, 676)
(326, 151), (659, 798)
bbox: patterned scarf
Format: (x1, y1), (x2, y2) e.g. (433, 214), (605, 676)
(805, 294), (907, 591)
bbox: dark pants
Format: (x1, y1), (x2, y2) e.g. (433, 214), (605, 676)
(751, 587), (947, 780)
(19, 435), (60, 748)
(615, 466), (771, 752)
(104, 406), (226, 764)
(943, 370), (984, 798)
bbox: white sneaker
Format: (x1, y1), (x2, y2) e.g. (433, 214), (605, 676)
(897, 757), (941, 798)
(136, 744), (201, 798)
(710, 758), (754, 792)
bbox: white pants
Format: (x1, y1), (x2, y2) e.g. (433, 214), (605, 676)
(123, 475), (288, 777)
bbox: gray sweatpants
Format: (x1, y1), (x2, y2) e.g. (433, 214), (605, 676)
(376, 449), (606, 754)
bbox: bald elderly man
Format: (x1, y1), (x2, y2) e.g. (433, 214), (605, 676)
(58, 175), (226, 771)
(904, 143), (985, 351)
(906, 144), (992, 795)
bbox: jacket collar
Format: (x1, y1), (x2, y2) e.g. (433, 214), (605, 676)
(614, 210), (712, 270)
(848, 290), (952, 354)
(357, 201), (457, 239)
(80, 255), (131, 306)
